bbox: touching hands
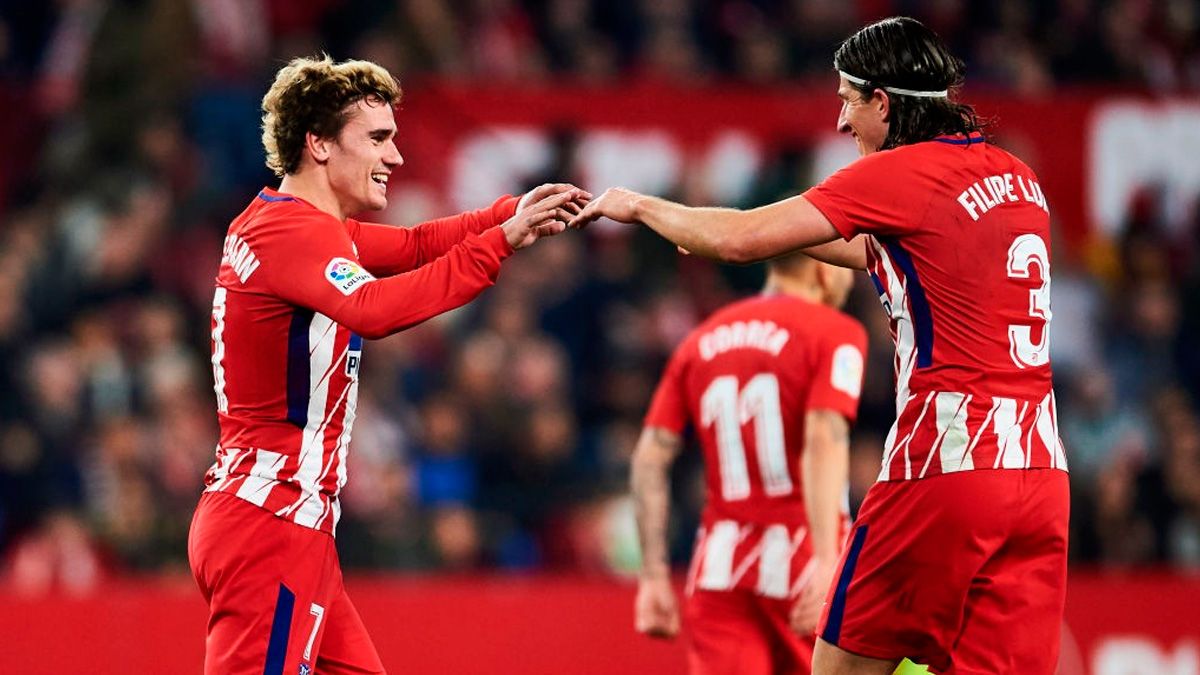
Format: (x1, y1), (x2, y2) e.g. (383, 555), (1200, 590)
(634, 575), (681, 640)
(503, 186), (590, 250)
(518, 182), (591, 215)
(567, 187), (644, 229)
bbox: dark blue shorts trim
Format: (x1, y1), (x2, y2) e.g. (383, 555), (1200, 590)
(821, 525), (869, 646)
(264, 583), (296, 675)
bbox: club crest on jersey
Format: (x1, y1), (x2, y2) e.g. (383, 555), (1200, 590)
(325, 257), (375, 296)
(299, 664), (311, 675)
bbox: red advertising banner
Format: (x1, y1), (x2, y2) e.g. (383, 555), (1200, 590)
(392, 85), (1044, 247)
(4, 572), (1197, 674)
(391, 84), (1200, 253)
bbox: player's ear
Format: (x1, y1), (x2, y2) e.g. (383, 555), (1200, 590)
(306, 131), (332, 165)
(873, 88), (891, 123)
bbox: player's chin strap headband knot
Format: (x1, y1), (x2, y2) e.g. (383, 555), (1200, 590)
(838, 70), (949, 98)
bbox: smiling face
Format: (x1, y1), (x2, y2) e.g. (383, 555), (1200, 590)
(836, 75), (890, 156)
(325, 96), (403, 215)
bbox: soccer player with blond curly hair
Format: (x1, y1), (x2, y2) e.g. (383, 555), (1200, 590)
(187, 55), (588, 674)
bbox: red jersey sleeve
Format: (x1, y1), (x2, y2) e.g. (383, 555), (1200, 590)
(350, 195), (519, 276)
(805, 316), (868, 423)
(254, 212), (513, 340)
(643, 348), (690, 434)
(802, 148), (932, 241)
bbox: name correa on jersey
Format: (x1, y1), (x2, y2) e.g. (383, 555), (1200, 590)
(804, 134), (1069, 483)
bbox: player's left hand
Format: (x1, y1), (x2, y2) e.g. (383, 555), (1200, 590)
(789, 559), (839, 636)
(566, 187), (643, 229)
(518, 183), (592, 219)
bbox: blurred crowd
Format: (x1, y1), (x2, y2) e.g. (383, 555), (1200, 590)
(0, 0), (1198, 595)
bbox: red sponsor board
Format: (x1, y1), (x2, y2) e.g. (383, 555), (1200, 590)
(390, 84), (1200, 253)
(3, 572), (1197, 674)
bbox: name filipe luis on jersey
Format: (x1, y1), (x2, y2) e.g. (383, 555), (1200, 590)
(956, 173), (1049, 221)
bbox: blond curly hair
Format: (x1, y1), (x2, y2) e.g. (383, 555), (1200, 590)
(261, 55), (402, 177)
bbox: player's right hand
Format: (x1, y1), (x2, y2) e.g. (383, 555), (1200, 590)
(567, 187), (644, 229)
(634, 576), (680, 640)
(502, 189), (586, 250)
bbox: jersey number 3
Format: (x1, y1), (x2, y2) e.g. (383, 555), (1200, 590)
(1006, 233), (1052, 369)
(701, 374), (791, 501)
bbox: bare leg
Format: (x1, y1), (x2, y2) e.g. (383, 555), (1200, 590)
(812, 637), (898, 675)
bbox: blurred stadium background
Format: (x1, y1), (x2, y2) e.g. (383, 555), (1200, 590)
(1, 0), (1198, 673)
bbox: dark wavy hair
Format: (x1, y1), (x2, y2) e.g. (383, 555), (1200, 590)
(834, 17), (986, 150)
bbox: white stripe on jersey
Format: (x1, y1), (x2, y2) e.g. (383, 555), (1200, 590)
(992, 398), (1029, 469)
(923, 392), (972, 478)
(871, 238), (917, 412)
(205, 446), (250, 493)
(1025, 400), (1041, 469)
(324, 378), (359, 533)
(285, 314), (338, 527)
(235, 449), (288, 506)
(880, 391), (934, 480)
(757, 524), (801, 599)
(963, 398), (1000, 471)
(697, 520), (740, 591)
(307, 362), (354, 531)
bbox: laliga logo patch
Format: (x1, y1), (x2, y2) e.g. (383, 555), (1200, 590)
(325, 257), (375, 296)
(831, 344), (864, 398)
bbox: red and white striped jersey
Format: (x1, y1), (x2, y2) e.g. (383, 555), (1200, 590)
(645, 295), (867, 598)
(205, 188), (517, 534)
(805, 133), (1069, 483)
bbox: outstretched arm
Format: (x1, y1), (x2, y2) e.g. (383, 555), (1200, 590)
(355, 184), (590, 276)
(631, 425), (684, 639)
(266, 190), (582, 339)
(569, 188), (841, 265)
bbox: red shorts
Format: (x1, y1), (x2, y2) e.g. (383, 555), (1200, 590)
(188, 491), (385, 675)
(686, 589), (814, 675)
(817, 469), (1069, 674)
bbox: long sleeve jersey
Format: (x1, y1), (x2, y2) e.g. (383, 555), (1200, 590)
(204, 187), (518, 534)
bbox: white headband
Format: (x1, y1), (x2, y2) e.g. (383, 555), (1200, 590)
(839, 70), (948, 98)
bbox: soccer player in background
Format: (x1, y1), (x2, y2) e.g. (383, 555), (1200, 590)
(187, 55), (588, 674)
(632, 253), (866, 675)
(572, 16), (1068, 675)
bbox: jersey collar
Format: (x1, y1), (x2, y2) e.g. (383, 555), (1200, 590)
(257, 187), (296, 203)
(933, 132), (986, 146)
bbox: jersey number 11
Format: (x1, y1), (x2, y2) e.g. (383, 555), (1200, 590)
(701, 373), (792, 501)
